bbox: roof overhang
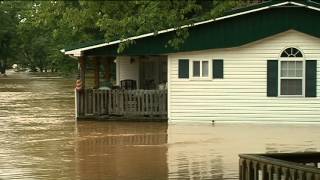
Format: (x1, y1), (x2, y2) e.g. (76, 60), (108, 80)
(62, 1), (320, 57)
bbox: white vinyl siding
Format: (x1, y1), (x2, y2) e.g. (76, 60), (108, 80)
(167, 30), (320, 122)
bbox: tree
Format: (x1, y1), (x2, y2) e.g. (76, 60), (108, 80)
(68, 0), (250, 51)
(0, 1), (20, 74)
(0, 0), (260, 75)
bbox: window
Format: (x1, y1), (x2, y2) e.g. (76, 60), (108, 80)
(212, 59), (224, 78)
(279, 48), (304, 96)
(280, 47), (303, 58)
(202, 61), (209, 77)
(178, 59), (189, 78)
(191, 60), (209, 78)
(193, 61), (200, 77)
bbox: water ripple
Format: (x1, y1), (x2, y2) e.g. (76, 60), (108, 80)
(1, 72), (320, 180)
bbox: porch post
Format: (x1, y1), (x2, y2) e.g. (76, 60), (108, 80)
(79, 56), (86, 88)
(103, 58), (111, 81)
(76, 55), (86, 119)
(103, 56), (116, 83)
(93, 57), (100, 89)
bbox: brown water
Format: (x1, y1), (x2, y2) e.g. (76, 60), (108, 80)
(1, 72), (320, 180)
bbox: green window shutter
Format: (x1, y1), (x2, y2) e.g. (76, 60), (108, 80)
(213, 59), (223, 78)
(178, 59), (189, 78)
(267, 60), (278, 97)
(305, 60), (317, 97)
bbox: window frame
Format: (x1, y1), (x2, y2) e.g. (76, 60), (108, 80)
(189, 59), (211, 80)
(278, 51), (305, 97)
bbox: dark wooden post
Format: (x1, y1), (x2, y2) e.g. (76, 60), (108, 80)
(76, 56), (86, 118)
(93, 57), (100, 89)
(79, 56), (86, 88)
(103, 59), (111, 81)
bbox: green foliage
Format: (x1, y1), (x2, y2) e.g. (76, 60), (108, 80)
(0, 1), (21, 73)
(0, 0), (259, 75)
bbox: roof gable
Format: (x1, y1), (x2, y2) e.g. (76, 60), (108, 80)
(64, 0), (320, 57)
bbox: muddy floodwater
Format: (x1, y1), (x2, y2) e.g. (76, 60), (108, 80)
(1, 72), (320, 180)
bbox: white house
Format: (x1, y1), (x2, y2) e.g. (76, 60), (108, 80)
(63, 0), (320, 123)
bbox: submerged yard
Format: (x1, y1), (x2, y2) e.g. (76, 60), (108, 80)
(0, 72), (320, 180)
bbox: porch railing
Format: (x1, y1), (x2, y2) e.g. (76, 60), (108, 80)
(75, 89), (167, 119)
(239, 153), (320, 180)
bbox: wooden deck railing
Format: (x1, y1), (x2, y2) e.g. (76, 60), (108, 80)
(75, 89), (167, 119)
(239, 153), (320, 180)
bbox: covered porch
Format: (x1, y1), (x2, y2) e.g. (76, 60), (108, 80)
(75, 55), (168, 121)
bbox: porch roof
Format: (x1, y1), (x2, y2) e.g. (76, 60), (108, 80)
(62, 0), (320, 57)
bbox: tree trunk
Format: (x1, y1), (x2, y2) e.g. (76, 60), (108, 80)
(30, 65), (37, 72)
(0, 59), (7, 75)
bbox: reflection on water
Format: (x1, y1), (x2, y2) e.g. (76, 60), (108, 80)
(1, 72), (320, 180)
(76, 122), (168, 180)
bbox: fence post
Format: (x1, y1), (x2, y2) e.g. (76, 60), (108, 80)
(75, 89), (79, 119)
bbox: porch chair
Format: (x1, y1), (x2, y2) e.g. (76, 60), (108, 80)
(120, 79), (137, 90)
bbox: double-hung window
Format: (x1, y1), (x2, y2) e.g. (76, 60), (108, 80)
(191, 60), (209, 78)
(279, 47), (304, 96)
(178, 59), (224, 79)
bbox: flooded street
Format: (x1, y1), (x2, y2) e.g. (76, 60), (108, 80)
(1, 72), (320, 180)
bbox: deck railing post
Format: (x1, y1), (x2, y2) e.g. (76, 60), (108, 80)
(93, 89), (96, 115)
(239, 158), (244, 180)
(246, 160), (253, 180)
(252, 161), (259, 180)
(75, 89), (79, 119)
(289, 169), (297, 180)
(262, 164), (269, 180)
(281, 167), (290, 180)
(241, 159), (247, 180)
(267, 165), (273, 180)
(274, 166), (281, 180)
(120, 90), (123, 115)
(100, 90), (104, 115)
(112, 90), (115, 114)
(298, 170), (305, 180)
(84, 89), (87, 115)
(306, 172), (313, 180)
(142, 90), (145, 115)
(108, 90), (111, 115)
